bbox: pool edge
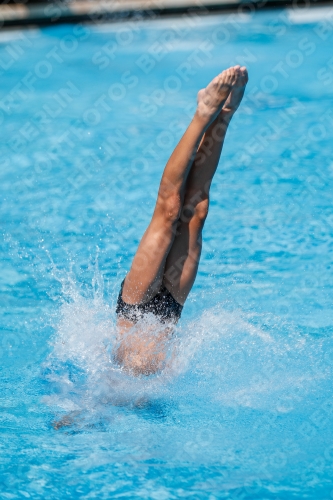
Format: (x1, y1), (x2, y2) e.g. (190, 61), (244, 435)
(1, 0), (333, 29)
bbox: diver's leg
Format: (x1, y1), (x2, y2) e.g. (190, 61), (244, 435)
(122, 67), (241, 305)
(163, 67), (248, 304)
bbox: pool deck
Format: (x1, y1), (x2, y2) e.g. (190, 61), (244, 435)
(1, 0), (333, 28)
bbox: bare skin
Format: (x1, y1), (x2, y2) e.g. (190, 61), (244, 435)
(115, 65), (248, 376)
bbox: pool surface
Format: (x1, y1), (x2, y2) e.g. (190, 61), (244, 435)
(1, 6), (333, 498)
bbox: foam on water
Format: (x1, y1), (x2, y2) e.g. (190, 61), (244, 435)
(42, 263), (332, 434)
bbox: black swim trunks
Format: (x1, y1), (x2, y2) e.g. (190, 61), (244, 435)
(116, 279), (183, 324)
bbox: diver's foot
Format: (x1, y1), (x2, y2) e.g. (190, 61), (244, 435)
(196, 66), (241, 125)
(220, 66), (248, 123)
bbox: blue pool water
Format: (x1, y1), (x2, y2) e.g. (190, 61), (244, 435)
(1, 6), (333, 498)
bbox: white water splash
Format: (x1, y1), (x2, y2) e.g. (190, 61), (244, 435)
(42, 263), (330, 425)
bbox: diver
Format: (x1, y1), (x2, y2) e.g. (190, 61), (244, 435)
(115, 65), (248, 375)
